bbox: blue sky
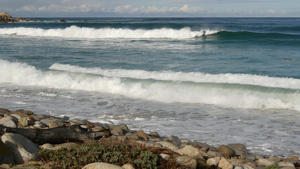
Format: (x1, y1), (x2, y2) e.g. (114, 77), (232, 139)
(1, 0), (299, 17)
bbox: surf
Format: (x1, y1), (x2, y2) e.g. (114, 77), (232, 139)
(1, 59), (300, 111)
(0, 26), (218, 39)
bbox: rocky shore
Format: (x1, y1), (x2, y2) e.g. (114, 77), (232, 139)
(0, 12), (67, 23)
(0, 108), (299, 169)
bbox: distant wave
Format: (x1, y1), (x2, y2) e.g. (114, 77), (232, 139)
(1, 59), (300, 111)
(210, 30), (300, 40)
(0, 26), (218, 39)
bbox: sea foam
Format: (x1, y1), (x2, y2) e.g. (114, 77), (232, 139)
(0, 26), (218, 39)
(1, 59), (300, 111)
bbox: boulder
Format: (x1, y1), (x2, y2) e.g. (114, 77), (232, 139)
(110, 124), (129, 136)
(218, 145), (236, 158)
(40, 118), (64, 127)
(1, 133), (39, 164)
(177, 145), (203, 158)
(218, 157), (233, 169)
(136, 130), (148, 141)
(157, 141), (179, 151)
(176, 156), (197, 169)
(256, 158), (276, 167)
(207, 157), (221, 166)
(122, 163), (135, 169)
(41, 142), (77, 151)
(82, 162), (123, 169)
(0, 140), (14, 164)
(228, 143), (248, 155)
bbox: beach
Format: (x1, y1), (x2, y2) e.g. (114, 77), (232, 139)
(0, 17), (300, 159)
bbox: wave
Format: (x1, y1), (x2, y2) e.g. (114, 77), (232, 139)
(0, 26), (218, 39)
(1, 59), (300, 111)
(210, 30), (300, 40)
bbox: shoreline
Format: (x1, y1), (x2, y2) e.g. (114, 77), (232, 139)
(1, 107), (299, 168)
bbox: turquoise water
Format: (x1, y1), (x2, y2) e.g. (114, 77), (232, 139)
(1, 18), (300, 156)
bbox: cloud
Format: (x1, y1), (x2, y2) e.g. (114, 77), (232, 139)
(113, 4), (205, 14)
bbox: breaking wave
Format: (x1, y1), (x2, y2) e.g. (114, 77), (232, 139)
(0, 26), (218, 39)
(1, 59), (300, 111)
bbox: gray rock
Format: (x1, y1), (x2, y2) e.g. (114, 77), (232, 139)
(228, 144), (248, 155)
(2, 120), (17, 128)
(0, 116), (17, 125)
(234, 166), (244, 169)
(82, 162), (123, 169)
(126, 133), (140, 140)
(41, 142), (77, 151)
(160, 153), (170, 160)
(10, 114), (22, 120)
(245, 154), (256, 162)
(111, 124), (129, 136)
(40, 118), (64, 127)
(149, 132), (160, 138)
(1, 133), (39, 164)
(278, 162), (295, 168)
(218, 145), (236, 158)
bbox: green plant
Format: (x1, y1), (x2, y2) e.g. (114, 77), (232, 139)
(265, 163), (278, 169)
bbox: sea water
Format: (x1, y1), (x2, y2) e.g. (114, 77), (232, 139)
(0, 17), (300, 157)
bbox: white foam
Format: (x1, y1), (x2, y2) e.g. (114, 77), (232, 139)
(0, 26), (218, 39)
(1, 59), (300, 111)
(50, 63), (300, 90)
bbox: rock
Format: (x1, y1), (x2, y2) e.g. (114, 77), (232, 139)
(10, 114), (22, 120)
(122, 163), (135, 169)
(218, 157), (233, 169)
(228, 144), (248, 155)
(48, 122), (59, 128)
(2, 120), (17, 128)
(41, 142), (77, 151)
(0, 139), (14, 164)
(256, 158), (276, 167)
(287, 156), (299, 161)
(0, 12), (16, 23)
(60, 19), (66, 22)
(168, 135), (181, 144)
(278, 162), (295, 168)
(160, 153), (170, 160)
(0, 108), (11, 115)
(177, 145), (203, 158)
(82, 162), (123, 169)
(234, 166), (244, 169)
(149, 132), (160, 138)
(207, 157), (221, 166)
(176, 156), (197, 169)
(18, 117), (28, 127)
(157, 141), (179, 151)
(126, 133), (140, 140)
(1, 133), (39, 164)
(218, 145), (236, 158)
(207, 150), (222, 157)
(136, 130), (148, 141)
(136, 140), (161, 148)
(111, 124), (129, 136)
(40, 118), (64, 127)
(245, 154), (256, 162)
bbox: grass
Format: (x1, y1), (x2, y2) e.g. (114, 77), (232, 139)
(37, 138), (187, 169)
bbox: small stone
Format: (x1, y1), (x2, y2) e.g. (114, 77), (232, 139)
(136, 130), (148, 141)
(245, 154), (256, 162)
(41, 143), (54, 150)
(176, 156), (197, 169)
(207, 157), (221, 166)
(2, 120), (17, 128)
(177, 145), (203, 158)
(218, 157), (233, 169)
(82, 162), (123, 169)
(160, 153), (170, 160)
(234, 165), (244, 169)
(218, 145), (236, 158)
(257, 158), (276, 167)
(207, 150), (222, 157)
(157, 141), (179, 151)
(91, 126), (106, 132)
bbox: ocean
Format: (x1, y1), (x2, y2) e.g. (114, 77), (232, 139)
(0, 17), (300, 157)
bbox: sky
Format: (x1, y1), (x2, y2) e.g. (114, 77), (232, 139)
(0, 0), (300, 17)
